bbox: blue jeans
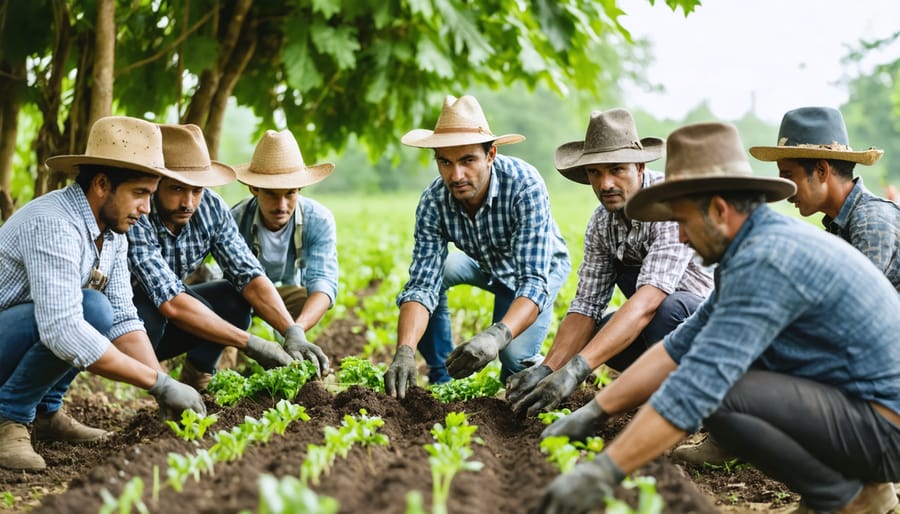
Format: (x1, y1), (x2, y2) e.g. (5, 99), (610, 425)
(418, 252), (569, 384)
(134, 280), (252, 373)
(0, 289), (113, 423)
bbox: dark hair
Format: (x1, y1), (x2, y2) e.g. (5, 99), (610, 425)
(75, 165), (159, 192)
(687, 191), (767, 216)
(481, 141), (494, 154)
(793, 158), (855, 180)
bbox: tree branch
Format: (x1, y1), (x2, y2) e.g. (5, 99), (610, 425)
(114, 8), (216, 77)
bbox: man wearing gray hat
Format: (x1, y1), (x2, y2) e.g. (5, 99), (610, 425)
(507, 109), (713, 418)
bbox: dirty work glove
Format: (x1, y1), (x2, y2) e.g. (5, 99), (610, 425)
(445, 322), (512, 379)
(538, 452), (625, 514)
(541, 397), (610, 442)
(384, 345), (417, 399)
(506, 363), (553, 406)
(284, 325), (330, 378)
(244, 334), (294, 369)
(149, 371), (207, 421)
(512, 355), (592, 417)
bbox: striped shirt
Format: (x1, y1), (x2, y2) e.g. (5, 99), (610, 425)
(127, 189), (264, 307)
(0, 184), (144, 368)
(569, 170), (713, 321)
(397, 153), (570, 313)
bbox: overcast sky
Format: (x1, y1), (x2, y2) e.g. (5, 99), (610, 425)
(618, 0), (900, 123)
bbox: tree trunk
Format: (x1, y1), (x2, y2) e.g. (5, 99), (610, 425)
(89, 0), (115, 124)
(206, 25), (257, 159)
(0, 60), (25, 220)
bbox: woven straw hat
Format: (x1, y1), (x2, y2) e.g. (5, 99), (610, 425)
(749, 107), (883, 165)
(234, 130), (333, 189)
(401, 95), (525, 148)
(555, 108), (664, 184)
(626, 122), (796, 222)
(158, 124), (235, 188)
(46, 116), (179, 179)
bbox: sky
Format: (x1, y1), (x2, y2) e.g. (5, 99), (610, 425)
(617, 0), (900, 123)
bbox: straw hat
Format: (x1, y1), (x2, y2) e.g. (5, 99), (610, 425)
(46, 116), (178, 179)
(234, 130), (333, 189)
(749, 107), (883, 165)
(401, 95), (525, 148)
(158, 124), (236, 188)
(626, 122), (796, 222)
(555, 109), (664, 184)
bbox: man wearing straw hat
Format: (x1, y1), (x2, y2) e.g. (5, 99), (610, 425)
(128, 124), (330, 392)
(507, 109), (713, 418)
(384, 95), (571, 397)
(537, 122), (900, 514)
(231, 130), (338, 348)
(0, 117), (206, 470)
(749, 106), (899, 291)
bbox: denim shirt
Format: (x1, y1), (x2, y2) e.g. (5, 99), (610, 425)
(823, 178), (900, 292)
(651, 205), (900, 432)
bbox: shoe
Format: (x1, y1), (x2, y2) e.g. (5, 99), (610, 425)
(180, 360), (214, 392)
(791, 483), (898, 514)
(0, 420), (46, 470)
(671, 435), (735, 466)
(33, 409), (111, 443)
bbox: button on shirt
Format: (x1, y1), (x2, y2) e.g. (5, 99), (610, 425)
(569, 170), (713, 320)
(128, 189), (264, 307)
(0, 185), (144, 368)
(651, 205), (900, 432)
(397, 154), (571, 313)
(822, 177), (900, 292)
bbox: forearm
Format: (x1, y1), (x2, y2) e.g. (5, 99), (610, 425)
(294, 291), (331, 330)
(596, 343), (676, 415)
(86, 345), (159, 390)
(161, 293), (250, 348)
(605, 404), (686, 474)
(542, 313), (597, 370)
(242, 275), (294, 335)
(579, 286), (667, 369)
(397, 301), (430, 349)
(110, 330), (163, 372)
(497, 296), (540, 338)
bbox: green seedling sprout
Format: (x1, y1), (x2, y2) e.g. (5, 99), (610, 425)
(537, 408), (572, 425)
(604, 476), (664, 514)
(255, 474), (339, 514)
(165, 410), (218, 441)
(1, 491), (14, 508)
(99, 476), (148, 514)
(429, 364), (503, 403)
(300, 409), (390, 486)
(540, 435), (605, 473)
(425, 412), (484, 514)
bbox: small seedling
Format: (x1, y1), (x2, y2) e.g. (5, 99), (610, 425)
(99, 477), (148, 514)
(1, 491), (15, 508)
(537, 408), (571, 425)
(165, 410), (218, 441)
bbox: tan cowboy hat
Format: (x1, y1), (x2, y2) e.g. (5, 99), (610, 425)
(749, 107), (883, 165)
(626, 122), (796, 222)
(401, 95), (525, 148)
(158, 123), (236, 188)
(234, 130), (333, 189)
(46, 116), (179, 179)
(555, 108), (664, 184)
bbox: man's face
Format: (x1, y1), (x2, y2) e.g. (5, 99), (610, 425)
(435, 144), (496, 209)
(98, 175), (159, 234)
(669, 197), (732, 266)
(585, 162), (644, 213)
(251, 187), (299, 231)
(777, 159), (825, 216)
(155, 178), (204, 232)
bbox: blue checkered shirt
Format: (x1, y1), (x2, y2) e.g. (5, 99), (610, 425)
(569, 170), (713, 320)
(822, 178), (900, 292)
(128, 189), (264, 307)
(397, 154), (570, 313)
(0, 185), (145, 368)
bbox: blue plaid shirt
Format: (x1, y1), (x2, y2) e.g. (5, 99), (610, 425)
(0, 185), (144, 368)
(128, 189), (264, 307)
(652, 205), (900, 432)
(823, 178), (900, 292)
(397, 154), (570, 313)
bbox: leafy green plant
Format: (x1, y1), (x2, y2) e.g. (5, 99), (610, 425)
(208, 369), (248, 406)
(429, 364), (502, 403)
(208, 361), (318, 406)
(537, 408), (572, 425)
(604, 476), (664, 514)
(99, 476), (149, 514)
(1, 491), (15, 508)
(300, 409), (390, 486)
(337, 356), (386, 392)
(425, 412), (484, 514)
(540, 435), (605, 473)
(165, 410), (218, 441)
(254, 474), (339, 514)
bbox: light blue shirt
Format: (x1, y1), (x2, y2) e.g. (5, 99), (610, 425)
(652, 205), (900, 432)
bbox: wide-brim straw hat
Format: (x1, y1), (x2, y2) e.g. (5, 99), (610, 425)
(401, 95), (525, 148)
(46, 116), (180, 180)
(626, 122), (796, 222)
(158, 124), (235, 188)
(555, 108), (664, 184)
(749, 106), (883, 165)
(234, 130), (333, 189)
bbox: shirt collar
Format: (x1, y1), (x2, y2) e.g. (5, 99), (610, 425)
(719, 204), (773, 268)
(822, 177), (864, 231)
(66, 184), (102, 241)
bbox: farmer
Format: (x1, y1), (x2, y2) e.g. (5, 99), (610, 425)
(507, 109), (713, 418)
(538, 122), (900, 514)
(127, 124), (329, 392)
(384, 95), (571, 397)
(0, 117), (205, 471)
(231, 130), (338, 346)
(749, 106), (899, 291)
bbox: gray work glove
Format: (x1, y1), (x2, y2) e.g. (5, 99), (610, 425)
(244, 334), (294, 369)
(384, 345), (417, 399)
(148, 371), (207, 421)
(541, 397), (610, 442)
(284, 325), (330, 378)
(512, 355), (592, 417)
(506, 363), (552, 405)
(445, 322), (512, 379)
(537, 452), (626, 514)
